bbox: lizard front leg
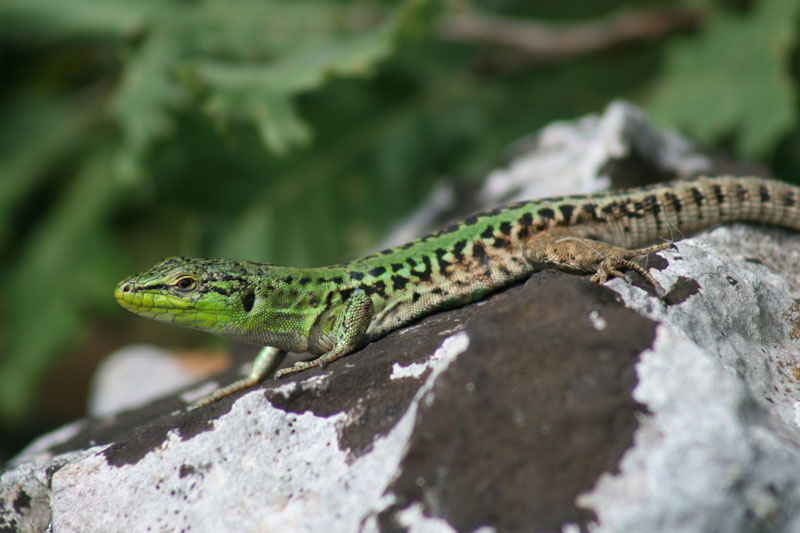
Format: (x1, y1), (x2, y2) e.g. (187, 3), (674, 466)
(191, 346), (287, 409)
(275, 290), (374, 378)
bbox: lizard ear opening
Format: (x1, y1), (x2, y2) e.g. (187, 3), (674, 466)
(242, 290), (255, 313)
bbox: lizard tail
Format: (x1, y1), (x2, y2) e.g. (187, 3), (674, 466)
(585, 175), (800, 249)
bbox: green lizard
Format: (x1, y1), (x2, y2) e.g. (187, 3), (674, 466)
(115, 175), (800, 407)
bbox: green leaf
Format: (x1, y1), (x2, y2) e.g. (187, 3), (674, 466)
(112, 29), (189, 181)
(110, 0), (438, 166)
(0, 0), (150, 41)
(0, 95), (91, 249)
(0, 151), (122, 423)
(191, 16), (404, 154)
(646, 0), (799, 158)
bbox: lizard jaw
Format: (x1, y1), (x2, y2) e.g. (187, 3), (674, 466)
(114, 282), (235, 332)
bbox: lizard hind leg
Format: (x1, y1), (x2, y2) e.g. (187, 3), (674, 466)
(586, 241), (672, 288)
(538, 231), (671, 290)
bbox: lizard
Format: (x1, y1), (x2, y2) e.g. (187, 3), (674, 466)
(115, 175), (800, 407)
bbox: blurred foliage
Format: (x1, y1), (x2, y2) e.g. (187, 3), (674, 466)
(0, 0), (798, 427)
(647, 0), (798, 157)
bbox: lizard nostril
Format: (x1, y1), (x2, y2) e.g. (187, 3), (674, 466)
(122, 283), (132, 293)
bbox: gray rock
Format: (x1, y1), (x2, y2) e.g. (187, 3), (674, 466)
(579, 227), (800, 532)
(88, 345), (207, 417)
(3, 102), (800, 532)
(4, 274), (654, 533)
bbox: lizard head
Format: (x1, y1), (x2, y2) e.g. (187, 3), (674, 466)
(114, 256), (254, 337)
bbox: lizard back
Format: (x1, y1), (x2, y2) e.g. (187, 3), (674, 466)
(346, 175), (800, 336)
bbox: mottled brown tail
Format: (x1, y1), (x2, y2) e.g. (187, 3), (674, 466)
(582, 176), (800, 249)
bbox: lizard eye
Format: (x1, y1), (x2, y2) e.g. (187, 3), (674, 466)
(175, 276), (196, 291)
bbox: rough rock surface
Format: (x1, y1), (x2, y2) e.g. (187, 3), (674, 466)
(87, 345), (214, 418)
(3, 102), (800, 533)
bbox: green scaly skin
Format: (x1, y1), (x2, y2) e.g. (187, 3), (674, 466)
(115, 175), (800, 407)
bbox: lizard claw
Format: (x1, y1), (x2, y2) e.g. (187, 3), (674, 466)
(275, 359), (322, 379)
(592, 256), (664, 295)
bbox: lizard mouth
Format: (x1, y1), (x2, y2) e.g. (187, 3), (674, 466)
(114, 282), (234, 330)
(114, 283), (193, 322)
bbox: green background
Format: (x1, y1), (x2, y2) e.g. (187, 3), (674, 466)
(1, 0), (798, 459)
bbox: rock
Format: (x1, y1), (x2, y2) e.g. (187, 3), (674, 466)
(581, 228), (800, 532)
(3, 101), (800, 532)
(4, 275), (653, 532)
(87, 345), (224, 418)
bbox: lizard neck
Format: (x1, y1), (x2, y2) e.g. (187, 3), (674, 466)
(239, 263), (349, 351)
